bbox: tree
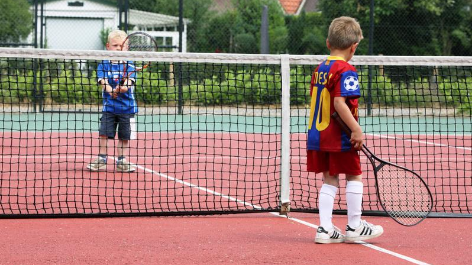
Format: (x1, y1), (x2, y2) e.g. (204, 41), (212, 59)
(0, 0), (32, 44)
(231, 0), (287, 53)
(130, 0), (215, 52)
(286, 12), (326, 55)
(318, 0), (472, 56)
(450, 11), (472, 56)
(204, 11), (239, 53)
(432, 0), (472, 56)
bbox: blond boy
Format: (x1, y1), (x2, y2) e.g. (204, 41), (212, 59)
(307, 17), (383, 243)
(87, 29), (137, 172)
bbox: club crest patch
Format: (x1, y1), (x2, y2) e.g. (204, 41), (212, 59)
(343, 75), (359, 91)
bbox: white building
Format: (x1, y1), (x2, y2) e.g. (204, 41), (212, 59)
(32, 0), (189, 51)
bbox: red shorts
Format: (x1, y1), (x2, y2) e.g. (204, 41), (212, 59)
(307, 150), (362, 176)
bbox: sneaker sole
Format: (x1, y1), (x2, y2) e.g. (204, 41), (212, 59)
(116, 168), (136, 173)
(315, 238), (345, 244)
(345, 231), (383, 242)
(87, 165), (106, 171)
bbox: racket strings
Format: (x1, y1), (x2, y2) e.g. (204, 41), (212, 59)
(376, 164), (432, 226)
(120, 34), (158, 82)
(128, 44), (157, 51)
(128, 36), (158, 52)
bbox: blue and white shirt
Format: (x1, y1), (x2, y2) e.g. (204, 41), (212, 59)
(97, 60), (138, 114)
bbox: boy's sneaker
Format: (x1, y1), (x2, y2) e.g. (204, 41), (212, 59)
(116, 159), (136, 172)
(87, 157), (107, 171)
(345, 220), (384, 242)
(315, 226), (345, 244)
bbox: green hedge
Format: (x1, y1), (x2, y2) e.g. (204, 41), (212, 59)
(0, 66), (470, 114)
(439, 76), (472, 115)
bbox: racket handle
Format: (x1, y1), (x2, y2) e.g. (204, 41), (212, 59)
(331, 112), (353, 136)
(332, 112), (368, 154)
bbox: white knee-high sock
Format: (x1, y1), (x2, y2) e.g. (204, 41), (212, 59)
(319, 184), (337, 231)
(346, 181), (363, 228)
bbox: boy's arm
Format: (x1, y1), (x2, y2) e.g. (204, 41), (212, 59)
(99, 79), (113, 94)
(113, 63), (136, 96)
(97, 63), (113, 95)
(333, 96), (363, 150)
(115, 79), (134, 93)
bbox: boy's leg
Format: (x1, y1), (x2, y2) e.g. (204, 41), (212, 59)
(328, 151), (363, 228)
(308, 150), (345, 243)
(87, 112), (114, 171)
(345, 175), (363, 229)
(98, 135), (108, 156)
(117, 139), (129, 158)
(87, 136), (109, 171)
(97, 112), (116, 158)
(319, 172), (339, 231)
(116, 113), (132, 159)
(116, 114), (136, 172)
(315, 172), (345, 243)
(345, 175), (384, 242)
(116, 139), (135, 172)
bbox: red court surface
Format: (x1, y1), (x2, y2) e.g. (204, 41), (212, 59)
(1, 213), (471, 264)
(1, 132), (471, 264)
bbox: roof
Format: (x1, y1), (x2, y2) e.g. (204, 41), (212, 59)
(279, 0), (304, 15)
(129, 9), (190, 27)
(278, 0), (319, 15)
(207, 0), (319, 15)
(33, 1), (189, 27)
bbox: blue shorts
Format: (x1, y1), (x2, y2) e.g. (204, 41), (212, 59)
(99, 112), (136, 140)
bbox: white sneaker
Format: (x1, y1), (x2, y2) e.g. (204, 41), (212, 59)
(116, 159), (136, 172)
(315, 226), (345, 244)
(345, 220), (383, 242)
(87, 157), (107, 171)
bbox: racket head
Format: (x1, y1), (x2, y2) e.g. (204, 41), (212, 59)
(331, 112), (434, 227)
(367, 152), (434, 226)
(119, 32), (158, 85)
(121, 32), (159, 52)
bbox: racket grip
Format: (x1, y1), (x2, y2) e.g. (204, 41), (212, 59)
(331, 112), (352, 137)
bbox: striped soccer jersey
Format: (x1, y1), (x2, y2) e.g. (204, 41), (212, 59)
(307, 56), (361, 152)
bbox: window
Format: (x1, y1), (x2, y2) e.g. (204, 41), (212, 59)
(68, 1), (84, 7)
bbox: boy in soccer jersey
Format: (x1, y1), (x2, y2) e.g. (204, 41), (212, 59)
(87, 29), (137, 172)
(307, 17), (383, 243)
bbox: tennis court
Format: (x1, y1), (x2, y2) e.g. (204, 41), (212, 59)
(1, 49), (471, 264)
(2, 113), (470, 216)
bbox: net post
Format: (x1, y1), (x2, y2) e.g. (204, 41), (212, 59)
(279, 54), (291, 215)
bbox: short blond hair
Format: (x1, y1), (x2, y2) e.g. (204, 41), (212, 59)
(108, 29), (128, 43)
(327, 16), (363, 50)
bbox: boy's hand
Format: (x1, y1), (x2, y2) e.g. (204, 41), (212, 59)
(350, 130), (364, 150)
(111, 79), (132, 98)
(104, 84), (113, 95)
(111, 86), (129, 99)
(100, 80), (114, 97)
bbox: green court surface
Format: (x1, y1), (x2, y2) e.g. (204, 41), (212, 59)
(1, 112), (470, 135)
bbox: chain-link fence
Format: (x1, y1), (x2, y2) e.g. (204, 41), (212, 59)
(2, 0), (472, 56)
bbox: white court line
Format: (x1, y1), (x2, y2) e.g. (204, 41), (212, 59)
(271, 213), (430, 265)
(368, 133), (472, 151)
(109, 156), (430, 265)
(109, 156), (261, 210)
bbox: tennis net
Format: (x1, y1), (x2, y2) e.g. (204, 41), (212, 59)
(0, 48), (471, 218)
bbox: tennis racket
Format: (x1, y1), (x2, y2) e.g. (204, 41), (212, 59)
(113, 32), (159, 97)
(331, 112), (433, 226)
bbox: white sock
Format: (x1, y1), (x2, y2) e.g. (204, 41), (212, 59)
(319, 184), (337, 231)
(346, 181), (363, 228)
